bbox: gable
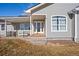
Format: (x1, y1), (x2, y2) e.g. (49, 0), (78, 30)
(33, 3), (79, 15)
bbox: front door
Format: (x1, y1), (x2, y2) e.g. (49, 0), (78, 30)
(34, 21), (44, 33)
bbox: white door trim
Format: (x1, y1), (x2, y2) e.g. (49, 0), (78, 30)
(31, 14), (47, 37)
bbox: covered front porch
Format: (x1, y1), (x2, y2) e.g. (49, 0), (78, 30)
(0, 15), (46, 37)
(30, 14), (46, 37)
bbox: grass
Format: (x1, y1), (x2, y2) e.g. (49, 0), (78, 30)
(0, 39), (79, 56)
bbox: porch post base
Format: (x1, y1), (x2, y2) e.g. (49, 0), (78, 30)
(74, 38), (79, 43)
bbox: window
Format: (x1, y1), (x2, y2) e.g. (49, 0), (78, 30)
(1, 24), (5, 30)
(20, 24), (25, 30)
(15, 24), (20, 30)
(20, 23), (30, 30)
(34, 22), (37, 32)
(51, 16), (67, 32)
(24, 23), (30, 30)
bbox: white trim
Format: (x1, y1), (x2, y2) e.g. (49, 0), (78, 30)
(33, 21), (44, 33)
(51, 15), (68, 32)
(32, 14), (47, 16)
(30, 16), (32, 36)
(75, 14), (77, 42)
(5, 20), (7, 36)
(45, 15), (47, 38)
(25, 3), (45, 13)
(0, 17), (30, 19)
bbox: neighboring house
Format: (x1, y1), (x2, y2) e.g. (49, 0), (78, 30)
(0, 3), (79, 42)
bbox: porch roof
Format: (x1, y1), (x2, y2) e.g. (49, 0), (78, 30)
(0, 17), (30, 23)
(31, 15), (46, 21)
(8, 15), (46, 23)
(68, 6), (79, 14)
(25, 3), (52, 14)
(7, 17), (30, 23)
(0, 15), (46, 23)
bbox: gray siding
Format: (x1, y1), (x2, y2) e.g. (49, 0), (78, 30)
(33, 3), (79, 39)
(72, 15), (75, 39)
(75, 14), (79, 42)
(77, 14), (79, 38)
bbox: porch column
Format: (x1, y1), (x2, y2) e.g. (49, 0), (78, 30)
(30, 16), (32, 36)
(75, 14), (79, 42)
(5, 20), (7, 37)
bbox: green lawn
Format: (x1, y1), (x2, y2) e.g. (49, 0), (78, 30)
(0, 39), (79, 56)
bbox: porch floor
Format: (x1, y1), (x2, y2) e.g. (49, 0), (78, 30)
(31, 33), (45, 37)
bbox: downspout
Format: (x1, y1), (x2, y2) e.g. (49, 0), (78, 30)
(74, 14), (77, 42)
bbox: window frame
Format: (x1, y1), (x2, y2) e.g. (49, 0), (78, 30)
(20, 23), (30, 30)
(1, 24), (5, 30)
(51, 15), (67, 32)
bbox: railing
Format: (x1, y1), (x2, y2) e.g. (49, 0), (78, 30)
(0, 30), (6, 37)
(17, 30), (30, 37)
(0, 30), (30, 37)
(6, 30), (16, 37)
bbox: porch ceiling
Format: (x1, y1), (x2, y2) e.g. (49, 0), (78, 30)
(31, 15), (46, 21)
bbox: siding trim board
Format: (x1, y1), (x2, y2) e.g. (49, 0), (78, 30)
(46, 37), (73, 40)
(75, 14), (77, 42)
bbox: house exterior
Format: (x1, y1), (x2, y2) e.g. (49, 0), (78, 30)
(0, 3), (79, 42)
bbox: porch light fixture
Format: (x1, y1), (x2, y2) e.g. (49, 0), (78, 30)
(68, 12), (74, 19)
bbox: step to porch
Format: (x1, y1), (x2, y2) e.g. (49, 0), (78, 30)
(31, 33), (45, 37)
(23, 37), (47, 45)
(29, 39), (47, 45)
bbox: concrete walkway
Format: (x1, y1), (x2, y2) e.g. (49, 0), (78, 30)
(29, 39), (47, 45)
(25, 37), (47, 45)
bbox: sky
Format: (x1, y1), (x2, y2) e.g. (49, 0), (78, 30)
(0, 3), (39, 16)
